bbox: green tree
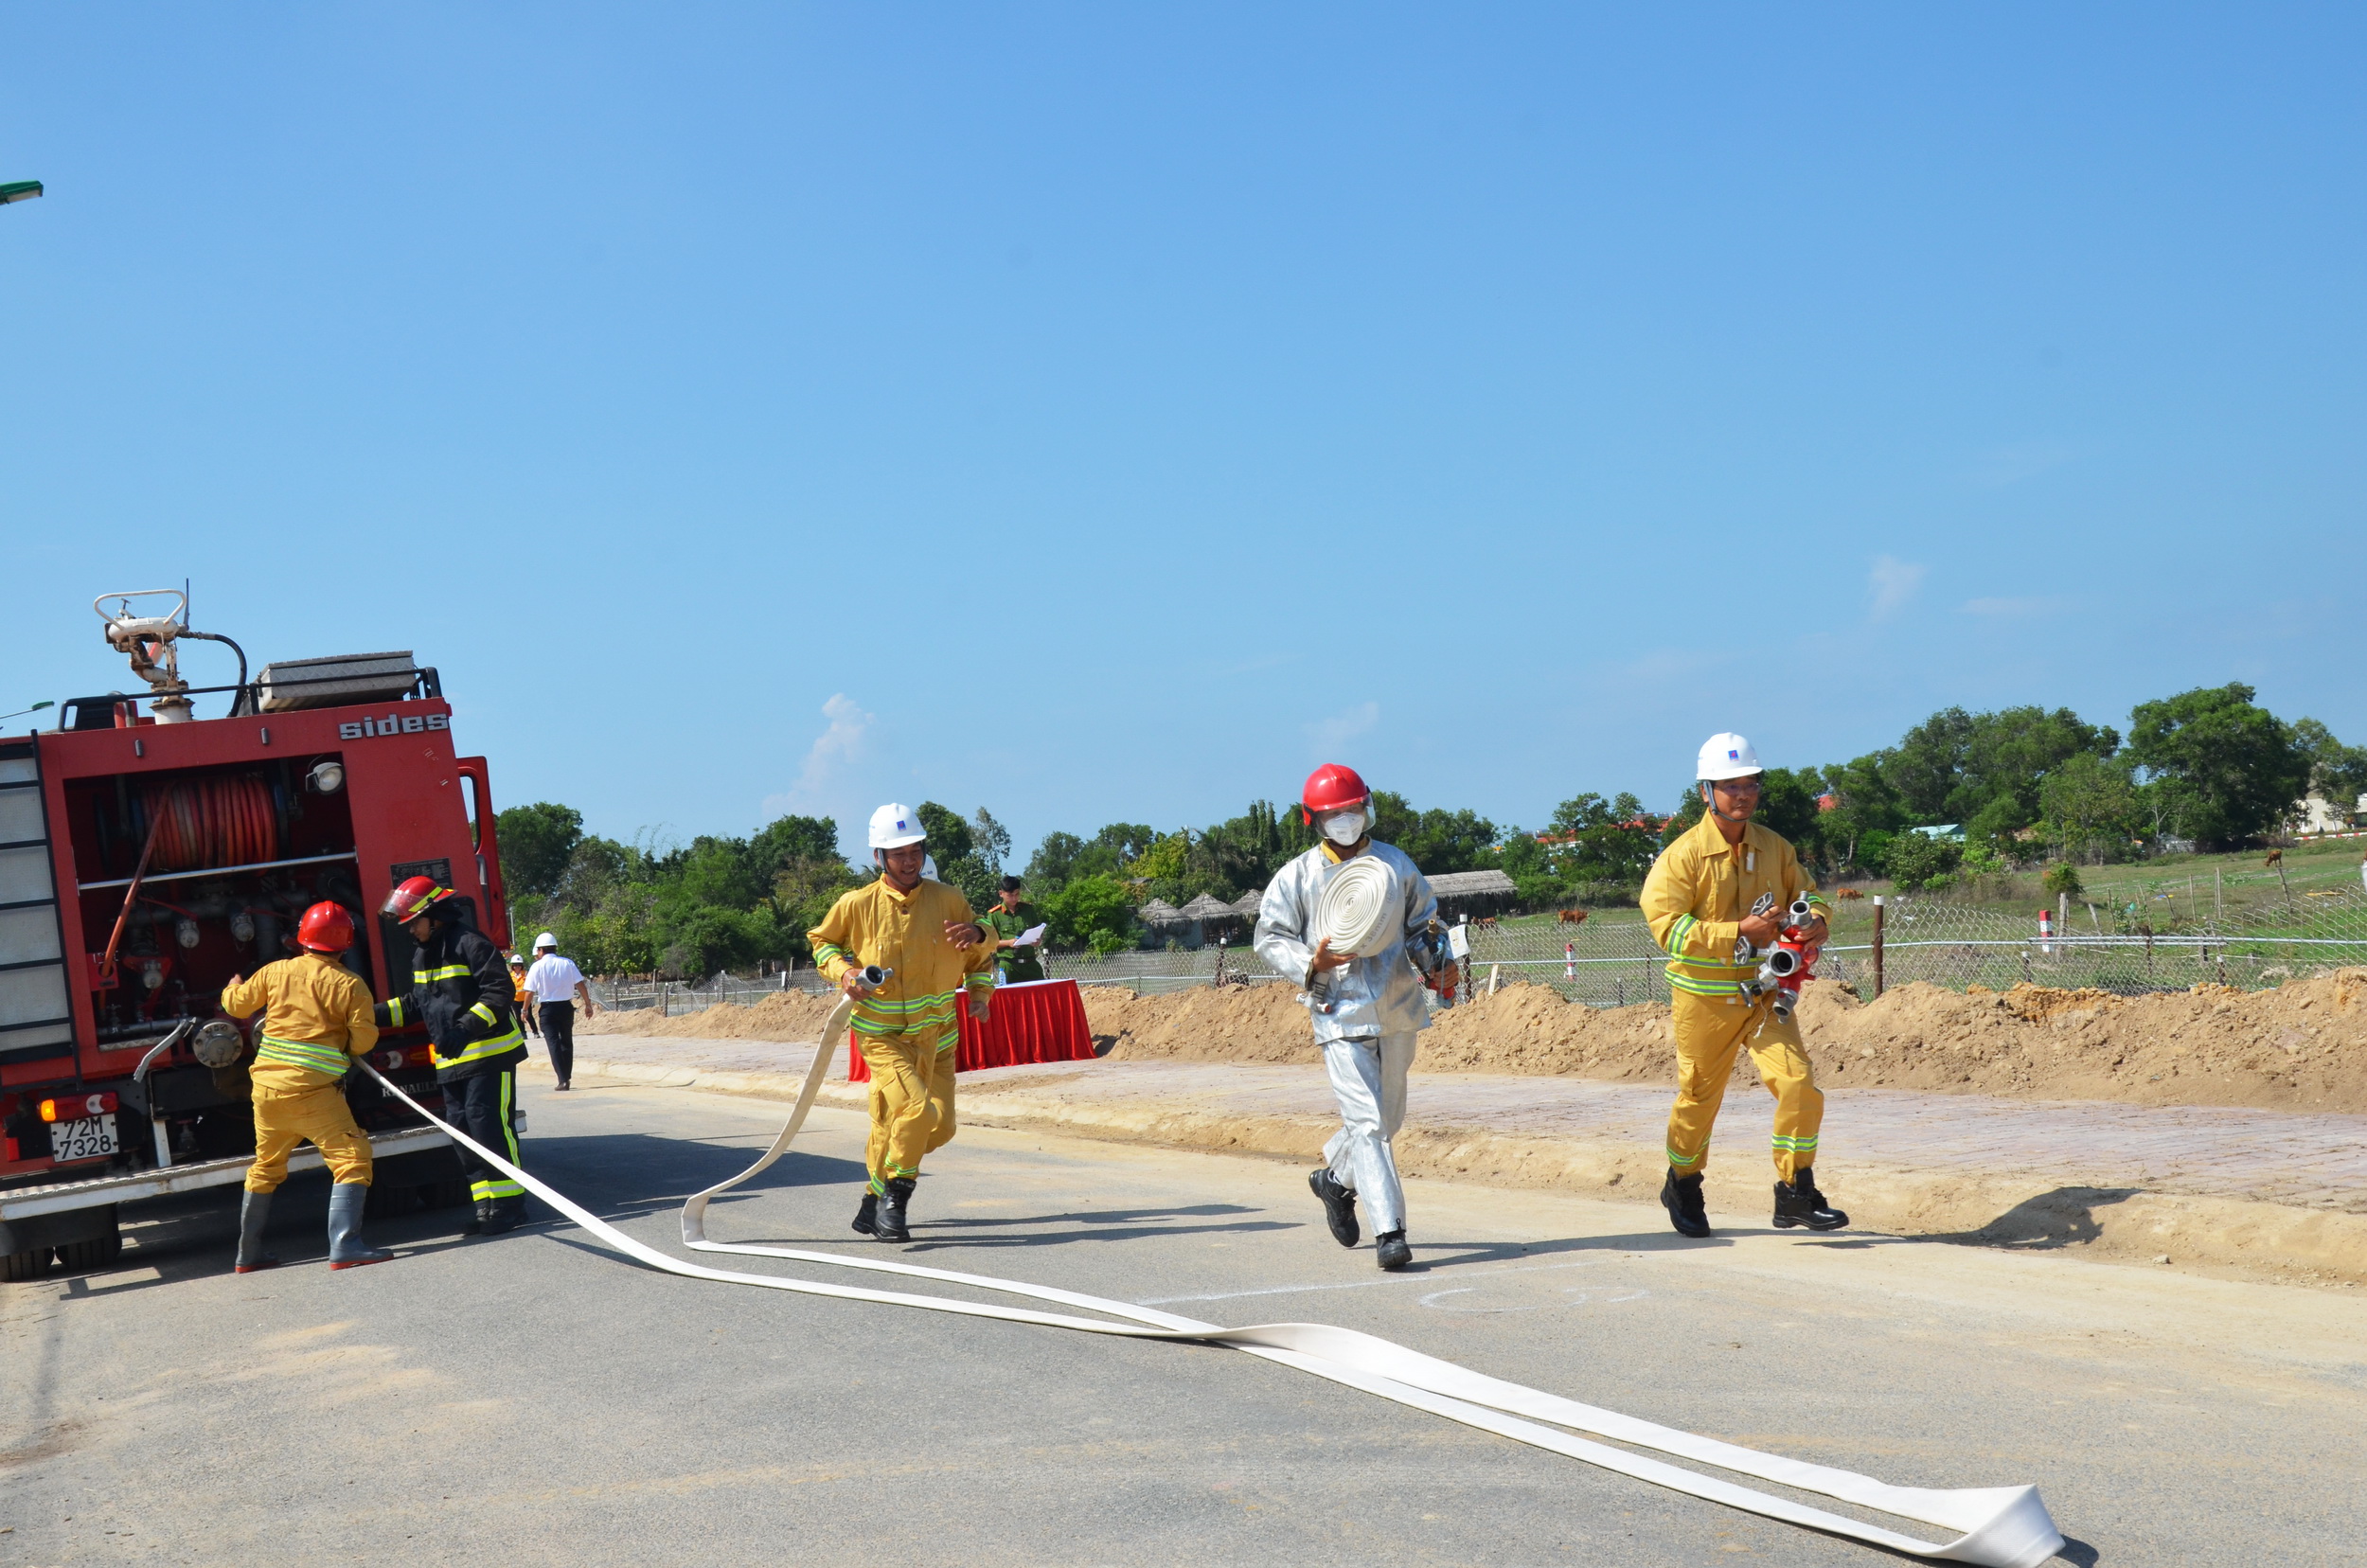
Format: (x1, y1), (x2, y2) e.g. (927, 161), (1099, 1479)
(2038, 752), (2138, 864)
(2125, 684), (2307, 846)
(494, 802), (584, 899)
(969, 808), (1012, 874)
(1811, 754), (1905, 872)
(1882, 830), (1962, 891)
(1540, 792), (1658, 884)
(1024, 830), (1087, 892)
(1755, 767), (1822, 845)
(1042, 873), (1138, 954)
(1370, 791), (1498, 874)
(1883, 705), (2119, 841)
(913, 801), (973, 864)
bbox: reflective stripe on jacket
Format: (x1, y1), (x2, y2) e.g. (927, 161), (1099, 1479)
(218, 952), (378, 1093)
(807, 878), (995, 1039)
(256, 1034), (354, 1079)
(1641, 815), (1829, 998)
(374, 918), (525, 1081)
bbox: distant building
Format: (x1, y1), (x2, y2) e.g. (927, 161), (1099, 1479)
(2294, 792), (2367, 836)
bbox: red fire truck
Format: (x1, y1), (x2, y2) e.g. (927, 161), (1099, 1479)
(0, 590), (510, 1280)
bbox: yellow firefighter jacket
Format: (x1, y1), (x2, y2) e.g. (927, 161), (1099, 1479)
(218, 953), (381, 1093)
(1641, 814), (1830, 999)
(808, 878), (997, 1042)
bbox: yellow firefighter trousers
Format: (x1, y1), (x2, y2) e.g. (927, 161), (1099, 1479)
(245, 1080), (373, 1193)
(1665, 989), (1824, 1183)
(859, 1028), (956, 1192)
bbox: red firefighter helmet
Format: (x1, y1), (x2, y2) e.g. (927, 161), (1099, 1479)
(296, 901), (355, 953)
(1300, 762), (1371, 824)
(382, 876), (454, 924)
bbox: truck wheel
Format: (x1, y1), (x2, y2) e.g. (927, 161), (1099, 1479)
(54, 1233), (123, 1274)
(2, 1247), (50, 1283)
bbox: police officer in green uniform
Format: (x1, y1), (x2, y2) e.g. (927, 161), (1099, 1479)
(980, 876), (1046, 983)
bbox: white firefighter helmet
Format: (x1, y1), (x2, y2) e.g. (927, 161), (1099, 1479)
(868, 803), (927, 850)
(534, 931), (559, 951)
(1696, 733), (1763, 782)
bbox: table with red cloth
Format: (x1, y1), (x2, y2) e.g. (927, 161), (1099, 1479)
(845, 978), (1097, 1082)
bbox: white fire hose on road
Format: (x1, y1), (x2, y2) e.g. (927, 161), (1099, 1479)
(359, 1004), (2064, 1568)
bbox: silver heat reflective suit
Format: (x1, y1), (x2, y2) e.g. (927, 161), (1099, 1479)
(1255, 841), (1444, 1234)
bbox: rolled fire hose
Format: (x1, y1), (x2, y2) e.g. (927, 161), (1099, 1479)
(1307, 854), (1398, 1012)
(357, 1009), (2063, 1568)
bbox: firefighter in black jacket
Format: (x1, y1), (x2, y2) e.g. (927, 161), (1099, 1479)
(374, 876), (531, 1234)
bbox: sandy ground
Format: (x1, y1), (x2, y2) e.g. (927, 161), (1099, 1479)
(588, 970), (2367, 1113)
(1077, 971), (2367, 1114)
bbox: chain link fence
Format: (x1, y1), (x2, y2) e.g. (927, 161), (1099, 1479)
(592, 869), (2367, 1018)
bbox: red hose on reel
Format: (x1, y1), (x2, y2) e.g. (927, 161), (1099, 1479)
(139, 775), (279, 873)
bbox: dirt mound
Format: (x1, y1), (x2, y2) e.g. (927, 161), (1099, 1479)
(1415, 985), (1674, 1080)
(588, 970), (2367, 1114)
(1085, 984), (1320, 1063)
(1795, 971), (2367, 1110)
(1089, 971), (2367, 1113)
(584, 989), (845, 1042)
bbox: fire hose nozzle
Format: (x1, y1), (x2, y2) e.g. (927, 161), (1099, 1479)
(1760, 945), (1806, 979)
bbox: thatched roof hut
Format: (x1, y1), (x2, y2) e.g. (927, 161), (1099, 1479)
(1424, 868), (1519, 915)
(1137, 898), (1185, 927)
(1231, 888), (1266, 918)
(1178, 893), (1237, 921)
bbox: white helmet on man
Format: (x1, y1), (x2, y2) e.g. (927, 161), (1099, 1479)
(868, 803), (927, 850)
(1697, 733), (1763, 782)
(533, 931), (558, 951)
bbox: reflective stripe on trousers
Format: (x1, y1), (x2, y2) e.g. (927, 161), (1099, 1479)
(1322, 1031), (1415, 1234)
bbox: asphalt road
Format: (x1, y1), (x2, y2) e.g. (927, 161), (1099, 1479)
(5, 1078), (2363, 1567)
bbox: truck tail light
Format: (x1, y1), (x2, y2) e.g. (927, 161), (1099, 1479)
(373, 1046), (436, 1071)
(39, 1093), (119, 1122)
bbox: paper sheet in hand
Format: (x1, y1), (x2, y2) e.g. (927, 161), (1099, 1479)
(1014, 923), (1047, 947)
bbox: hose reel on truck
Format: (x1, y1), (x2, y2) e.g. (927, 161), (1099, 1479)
(356, 1002), (2067, 1568)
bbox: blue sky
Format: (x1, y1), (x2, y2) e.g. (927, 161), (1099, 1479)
(6, 6), (2361, 863)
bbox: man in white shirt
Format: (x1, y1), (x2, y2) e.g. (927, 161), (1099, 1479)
(522, 933), (596, 1091)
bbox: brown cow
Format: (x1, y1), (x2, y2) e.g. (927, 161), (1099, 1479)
(1471, 916), (1501, 933)
(1557, 908), (1589, 926)
(1832, 887), (1865, 900)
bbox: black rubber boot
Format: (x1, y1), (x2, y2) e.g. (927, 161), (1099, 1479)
(1661, 1169), (1711, 1238)
(851, 1191), (879, 1236)
(1772, 1167), (1848, 1232)
(874, 1178), (915, 1243)
(233, 1190), (279, 1274)
(326, 1183), (394, 1270)
(1308, 1168), (1360, 1249)
(1374, 1230), (1413, 1271)
(478, 1196), (526, 1236)
(466, 1199), (495, 1236)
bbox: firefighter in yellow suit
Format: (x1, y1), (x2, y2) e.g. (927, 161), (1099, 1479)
(1642, 734), (1848, 1238)
(217, 900), (395, 1272)
(807, 803), (996, 1244)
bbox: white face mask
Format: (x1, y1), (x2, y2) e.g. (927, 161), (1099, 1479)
(1322, 808), (1367, 846)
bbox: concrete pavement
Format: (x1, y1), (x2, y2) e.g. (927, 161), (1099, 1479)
(5, 1078), (2365, 1566)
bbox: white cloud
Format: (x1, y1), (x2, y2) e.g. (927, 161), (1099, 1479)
(1867, 556), (1926, 621)
(759, 692), (875, 816)
(1308, 700), (1379, 753)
